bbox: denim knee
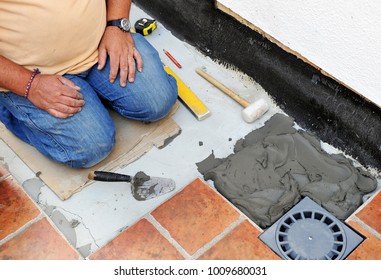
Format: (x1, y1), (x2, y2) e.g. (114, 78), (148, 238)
(141, 75), (178, 121)
(49, 118), (115, 169)
(66, 132), (115, 168)
(146, 93), (177, 120)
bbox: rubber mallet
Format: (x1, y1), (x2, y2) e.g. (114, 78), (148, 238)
(196, 68), (269, 123)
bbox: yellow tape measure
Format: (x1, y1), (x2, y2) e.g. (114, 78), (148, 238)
(134, 18), (157, 36)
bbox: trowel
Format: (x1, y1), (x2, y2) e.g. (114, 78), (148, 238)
(88, 171), (176, 201)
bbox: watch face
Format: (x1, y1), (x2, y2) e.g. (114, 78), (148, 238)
(120, 18), (130, 32)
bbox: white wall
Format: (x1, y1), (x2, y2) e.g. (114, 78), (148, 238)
(216, 0), (381, 108)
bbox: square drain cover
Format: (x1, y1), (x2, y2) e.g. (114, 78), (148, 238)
(259, 197), (363, 260)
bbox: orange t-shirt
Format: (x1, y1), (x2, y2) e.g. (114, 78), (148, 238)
(0, 0), (106, 90)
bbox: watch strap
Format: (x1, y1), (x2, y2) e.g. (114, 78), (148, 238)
(106, 19), (120, 27)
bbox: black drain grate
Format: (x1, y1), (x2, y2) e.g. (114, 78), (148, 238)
(260, 197), (364, 260)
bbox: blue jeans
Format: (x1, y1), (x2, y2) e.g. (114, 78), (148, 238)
(0, 34), (178, 168)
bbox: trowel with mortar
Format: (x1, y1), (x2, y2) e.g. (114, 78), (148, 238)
(88, 171), (176, 201)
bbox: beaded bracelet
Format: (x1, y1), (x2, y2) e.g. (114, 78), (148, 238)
(24, 68), (41, 99)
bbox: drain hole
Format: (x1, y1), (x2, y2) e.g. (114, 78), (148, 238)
(323, 216), (333, 225)
(293, 212), (302, 220)
(281, 244), (291, 252)
(325, 251), (340, 260)
(331, 224), (341, 233)
(333, 244), (344, 253)
(277, 233), (288, 242)
(314, 211), (323, 220)
(334, 232), (344, 242)
(284, 217), (293, 226)
(303, 211), (312, 219)
(279, 221), (292, 233)
(287, 250), (298, 260)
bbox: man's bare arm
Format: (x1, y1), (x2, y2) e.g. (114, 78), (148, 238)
(106, 0), (132, 20)
(0, 55), (85, 118)
(0, 55), (34, 96)
(98, 0), (143, 87)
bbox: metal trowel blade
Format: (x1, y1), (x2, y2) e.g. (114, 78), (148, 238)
(131, 176), (176, 201)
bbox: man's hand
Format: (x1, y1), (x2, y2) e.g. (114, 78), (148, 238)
(97, 27), (143, 87)
(28, 75), (85, 119)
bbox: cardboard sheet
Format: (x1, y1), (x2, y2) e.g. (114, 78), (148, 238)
(0, 102), (180, 200)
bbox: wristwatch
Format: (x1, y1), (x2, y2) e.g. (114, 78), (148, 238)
(107, 18), (131, 32)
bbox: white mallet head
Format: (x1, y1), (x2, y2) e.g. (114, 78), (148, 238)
(242, 98), (269, 123)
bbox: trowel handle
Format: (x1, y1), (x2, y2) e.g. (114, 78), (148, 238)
(88, 171), (132, 182)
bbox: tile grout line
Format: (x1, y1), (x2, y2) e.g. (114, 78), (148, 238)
(145, 214), (192, 260)
(350, 215), (381, 240)
(0, 173), (43, 246)
(351, 188), (381, 215)
(201, 180), (264, 231)
(43, 203), (101, 257)
(1, 174), (83, 259)
(0, 173), (11, 183)
(0, 213), (45, 246)
(191, 215), (246, 259)
(42, 211), (84, 259)
(199, 181), (272, 256)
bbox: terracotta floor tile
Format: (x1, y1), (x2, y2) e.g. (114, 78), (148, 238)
(0, 218), (80, 260)
(355, 191), (381, 234)
(0, 177), (40, 240)
(346, 220), (381, 260)
(151, 178), (240, 255)
(198, 220), (280, 260)
(89, 218), (183, 260)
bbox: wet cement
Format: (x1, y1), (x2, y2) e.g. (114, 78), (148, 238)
(132, 171), (176, 201)
(131, 171), (151, 201)
(22, 177), (43, 202)
(197, 113), (377, 228)
(130, 171), (149, 201)
(132, 171), (151, 186)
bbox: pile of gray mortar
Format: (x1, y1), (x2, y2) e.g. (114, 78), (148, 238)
(197, 113), (377, 228)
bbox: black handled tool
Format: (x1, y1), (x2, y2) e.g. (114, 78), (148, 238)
(88, 171), (175, 201)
